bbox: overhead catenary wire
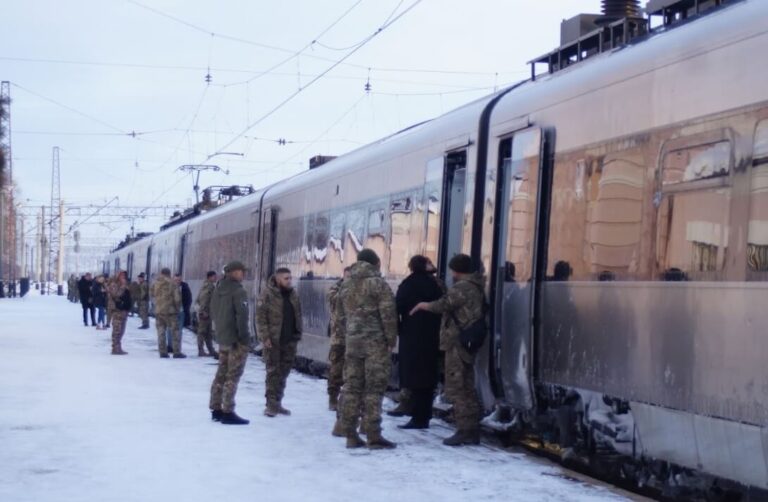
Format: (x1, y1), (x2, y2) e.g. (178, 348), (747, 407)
(209, 0), (423, 160)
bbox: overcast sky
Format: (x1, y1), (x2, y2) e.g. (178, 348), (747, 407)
(3, 0), (604, 245)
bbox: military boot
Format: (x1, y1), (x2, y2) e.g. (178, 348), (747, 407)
(331, 420), (345, 437)
(139, 323), (149, 330)
(366, 432), (397, 450)
(442, 429), (480, 446)
(328, 392), (339, 412)
(386, 401), (412, 417)
(346, 433), (366, 449)
(264, 402), (279, 418)
(220, 411), (249, 425)
(211, 409), (223, 421)
(197, 338), (207, 357)
(172, 353), (187, 359)
(276, 403), (291, 416)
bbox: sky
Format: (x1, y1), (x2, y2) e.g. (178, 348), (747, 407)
(2, 0), (605, 247)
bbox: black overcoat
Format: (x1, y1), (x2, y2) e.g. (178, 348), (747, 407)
(395, 272), (443, 389)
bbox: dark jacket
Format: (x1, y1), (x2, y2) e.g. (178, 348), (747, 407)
(256, 276), (302, 345)
(210, 276), (250, 347)
(395, 272), (443, 389)
(180, 281), (192, 326)
(78, 277), (93, 305)
(91, 282), (107, 308)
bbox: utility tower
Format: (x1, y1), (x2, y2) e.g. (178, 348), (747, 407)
(48, 146), (64, 294)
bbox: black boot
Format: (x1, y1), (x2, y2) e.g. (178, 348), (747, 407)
(398, 419), (429, 430)
(172, 353), (187, 359)
(220, 411), (249, 425)
(211, 409), (223, 421)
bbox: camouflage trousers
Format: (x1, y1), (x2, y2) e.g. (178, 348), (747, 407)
(106, 307), (114, 327)
(138, 301), (149, 325)
(111, 311), (128, 353)
(209, 344), (249, 413)
(340, 344), (390, 437)
(197, 315), (216, 354)
(263, 340), (297, 405)
(444, 346), (480, 431)
(327, 343), (345, 398)
(155, 314), (180, 356)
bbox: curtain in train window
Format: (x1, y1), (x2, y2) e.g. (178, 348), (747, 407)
(366, 202), (388, 271)
(662, 141), (730, 185)
(346, 208), (366, 254)
(328, 210), (346, 275)
(313, 213), (330, 278)
(747, 119), (768, 276)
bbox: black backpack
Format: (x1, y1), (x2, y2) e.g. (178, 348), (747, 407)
(450, 282), (488, 355)
(116, 289), (132, 311)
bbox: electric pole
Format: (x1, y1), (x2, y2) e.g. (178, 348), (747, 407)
(48, 147), (63, 294)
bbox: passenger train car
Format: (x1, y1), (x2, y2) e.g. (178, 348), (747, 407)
(106, 0), (768, 495)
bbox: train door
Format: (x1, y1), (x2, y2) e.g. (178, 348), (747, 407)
(492, 127), (551, 410)
(259, 207), (278, 293)
(127, 252), (134, 281)
(424, 150), (467, 285)
(178, 234), (187, 276)
(145, 245), (152, 278)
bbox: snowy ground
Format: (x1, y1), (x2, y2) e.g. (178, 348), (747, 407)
(0, 293), (641, 502)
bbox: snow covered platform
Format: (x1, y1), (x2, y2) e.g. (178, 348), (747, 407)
(0, 294), (640, 501)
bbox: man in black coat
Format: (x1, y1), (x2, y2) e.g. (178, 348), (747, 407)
(395, 255), (443, 429)
(78, 273), (96, 327)
(175, 274), (193, 328)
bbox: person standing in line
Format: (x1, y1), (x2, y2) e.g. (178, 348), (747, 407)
(91, 276), (108, 330)
(327, 266), (351, 412)
(395, 255), (443, 429)
(336, 249), (398, 449)
(151, 267), (185, 358)
(195, 271), (219, 358)
(78, 273), (96, 327)
(176, 273), (193, 328)
(136, 273), (150, 329)
(209, 261), (251, 425)
(105, 274), (115, 329)
(67, 274), (77, 302)
(409, 254), (486, 446)
(256, 267), (303, 417)
(108, 270), (132, 355)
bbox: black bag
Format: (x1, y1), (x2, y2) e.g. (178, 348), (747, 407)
(450, 283), (488, 355)
(116, 290), (132, 311)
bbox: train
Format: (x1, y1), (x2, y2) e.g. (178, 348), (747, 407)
(106, 0), (768, 496)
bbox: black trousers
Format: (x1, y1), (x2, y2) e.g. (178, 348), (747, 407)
(410, 387), (435, 425)
(81, 303), (95, 325)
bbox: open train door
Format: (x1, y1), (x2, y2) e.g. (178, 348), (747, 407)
(258, 206), (278, 294)
(491, 126), (552, 411)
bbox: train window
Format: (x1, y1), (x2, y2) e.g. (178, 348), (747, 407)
(747, 120), (768, 276)
(368, 207), (385, 236)
(662, 141), (730, 185)
(755, 119), (768, 163)
(347, 208), (365, 253)
(389, 194), (416, 277)
(656, 187), (730, 279)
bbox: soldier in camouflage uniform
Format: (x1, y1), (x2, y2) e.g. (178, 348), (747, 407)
(105, 274), (116, 329)
(136, 273), (150, 329)
(209, 261), (250, 425)
(108, 270), (132, 355)
(195, 271), (219, 358)
(336, 249), (398, 449)
(256, 268), (302, 417)
(151, 267), (185, 358)
(410, 254), (486, 446)
(327, 267), (352, 412)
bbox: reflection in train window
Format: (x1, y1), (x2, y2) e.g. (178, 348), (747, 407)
(347, 208), (365, 253)
(328, 210), (346, 271)
(656, 188), (730, 279)
(390, 194), (415, 277)
(662, 141), (730, 185)
(368, 207), (386, 236)
(747, 120), (768, 276)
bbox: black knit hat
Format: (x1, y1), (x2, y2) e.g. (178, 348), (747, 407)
(357, 248), (380, 266)
(448, 254), (473, 274)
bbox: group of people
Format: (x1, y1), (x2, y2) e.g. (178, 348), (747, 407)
(69, 248), (487, 451)
(207, 249), (486, 451)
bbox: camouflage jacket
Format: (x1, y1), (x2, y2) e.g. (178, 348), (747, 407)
(424, 272), (486, 359)
(328, 279), (344, 346)
(210, 276), (250, 347)
(108, 280), (132, 312)
(256, 276), (302, 345)
(106, 277), (117, 311)
(136, 281), (149, 302)
(196, 280), (216, 317)
(129, 282), (141, 304)
(151, 274), (181, 315)
(335, 261), (397, 357)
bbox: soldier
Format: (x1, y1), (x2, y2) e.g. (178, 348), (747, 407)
(327, 266), (351, 412)
(136, 273), (150, 329)
(409, 253), (486, 446)
(195, 271), (219, 358)
(67, 274), (77, 302)
(105, 274), (115, 329)
(151, 267), (185, 358)
(336, 249), (398, 449)
(256, 267), (302, 417)
(108, 270), (132, 355)
(209, 261), (251, 425)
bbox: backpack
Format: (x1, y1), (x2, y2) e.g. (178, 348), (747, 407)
(450, 282), (489, 355)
